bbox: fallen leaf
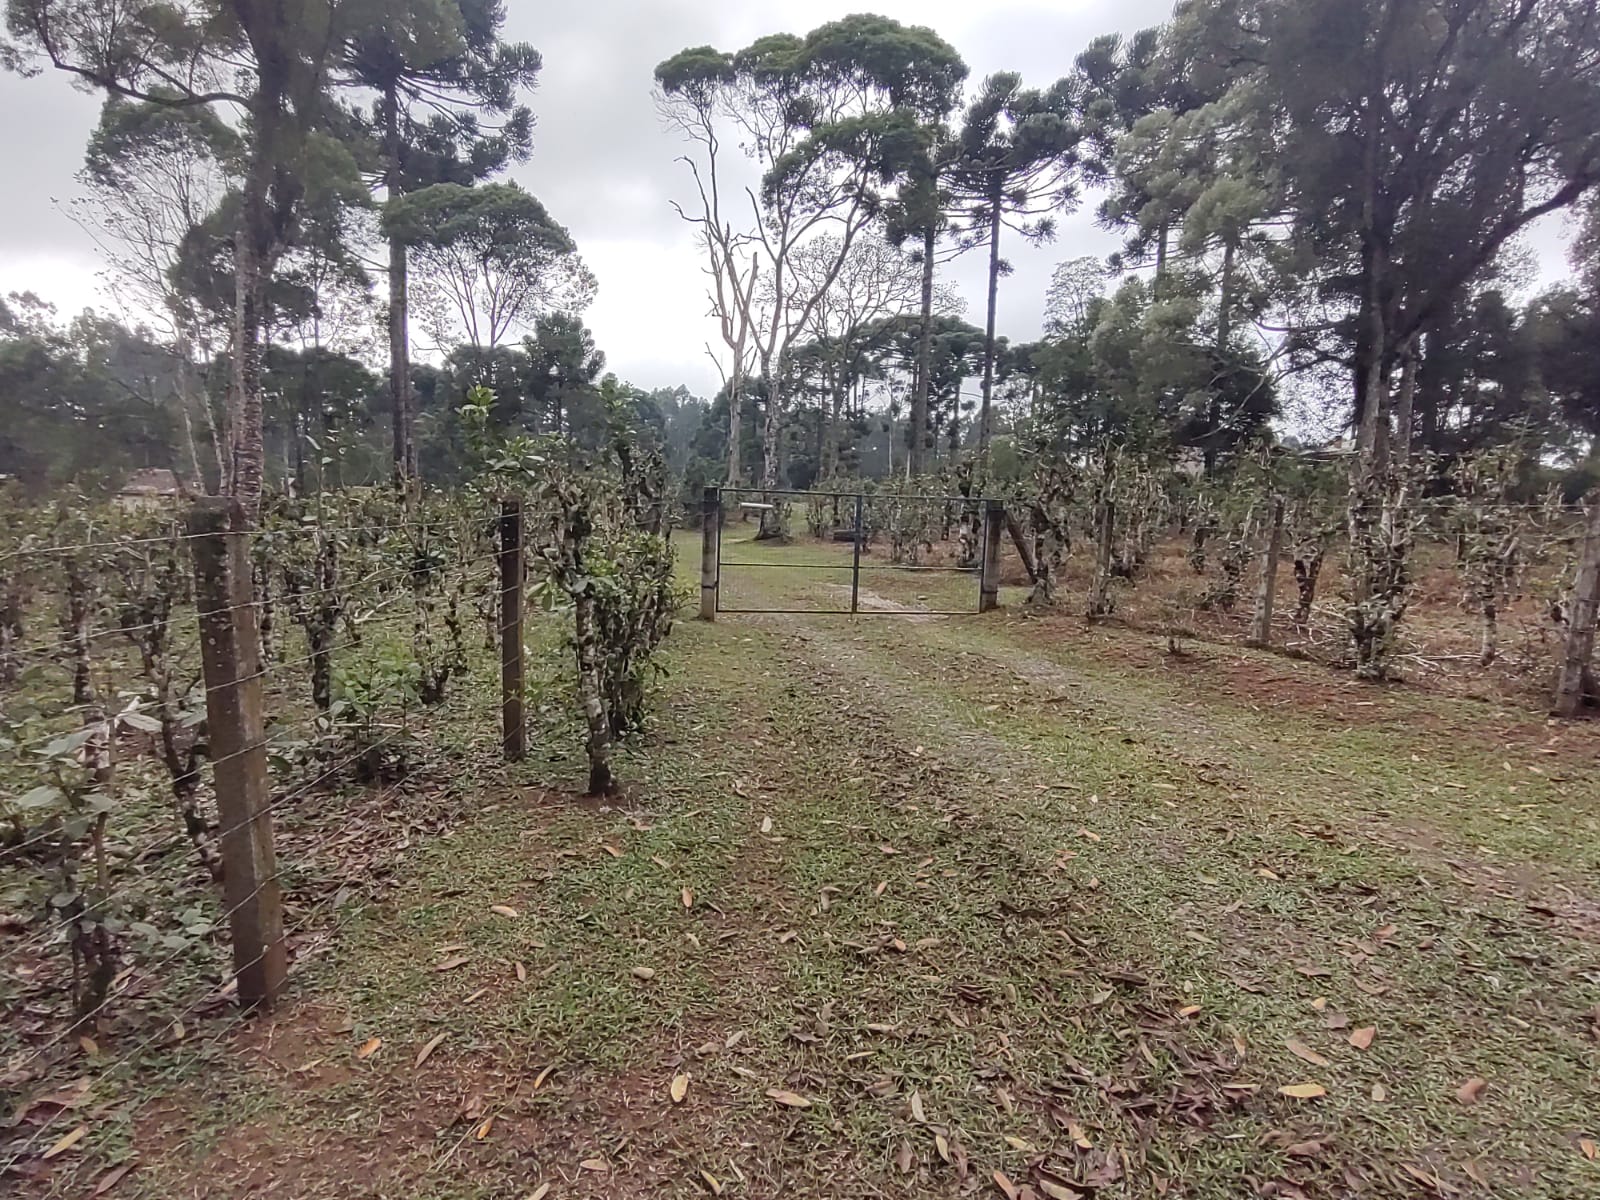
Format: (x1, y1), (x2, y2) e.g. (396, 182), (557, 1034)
(514, 961), (527, 983)
(671, 1073), (690, 1104)
(1462, 1159), (1488, 1186)
(1349, 1026), (1376, 1050)
(1285, 1139), (1324, 1158)
(700, 1168), (724, 1194)
(356, 1037), (383, 1060)
(681, 886), (694, 909)
(766, 1089), (811, 1108)
(1004, 1136), (1036, 1152)
(474, 1117), (494, 1141)
(724, 1030), (745, 1050)
(1278, 1082), (1327, 1099)
(1038, 1181), (1084, 1200)
(1177, 1004), (1202, 1018)
(935, 1132), (951, 1163)
(1067, 1120), (1093, 1150)
(1456, 1077), (1487, 1105)
(760, 816), (773, 834)
(43, 1126), (87, 1159)
(1286, 1038), (1331, 1068)
(1256, 867), (1281, 880)
(874, 880), (888, 897)
(909, 1089), (926, 1123)
(1578, 1138), (1596, 1161)
(533, 1064), (556, 1090)
(601, 844), (622, 858)
(78, 1036), (99, 1056)
(993, 1168), (1021, 1199)
(895, 1140), (916, 1174)
(489, 904), (519, 919)
(92, 1162), (135, 1194)
(631, 966), (656, 980)
(414, 1032), (447, 1068)
(527, 1185), (552, 1200)
(1371, 1082), (1388, 1102)
(579, 1157), (608, 1172)
(436, 955), (470, 972)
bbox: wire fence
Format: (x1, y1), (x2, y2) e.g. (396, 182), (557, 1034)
(0, 489), (527, 1180)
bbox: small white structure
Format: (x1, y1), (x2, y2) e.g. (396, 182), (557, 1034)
(115, 468), (186, 512)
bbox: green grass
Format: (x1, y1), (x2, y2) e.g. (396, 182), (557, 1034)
(17, 542), (1600, 1199)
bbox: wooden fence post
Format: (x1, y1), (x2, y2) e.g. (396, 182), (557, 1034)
(1248, 496), (1286, 648)
(1554, 492), (1600, 718)
(188, 498), (285, 1011)
(980, 499), (1004, 612)
(699, 486), (720, 622)
(499, 498), (526, 761)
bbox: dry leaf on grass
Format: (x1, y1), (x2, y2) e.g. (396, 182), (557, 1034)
(1005, 1135), (1036, 1152)
(436, 955), (470, 972)
(1371, 1082), (1388, 1102)
(895, 1140), (915, 1174)
(935, 1132), (951, 1163)
(579, 1157), (609, 1172)
(1278, 1082), (1327, 1099)
(993, 1169), (1021, 1199)
(526, 1185), (551, 1200)
(414, 1032), (447, 1068)
(766, 1088), (811, 1108)
(489, 904), (519, 919)
(356, 1037), (383, 1060)
(514, 961), (527, 983)
(681, 886), (695, 909)
(631, 966), (656, 980)
(601, 844), (622, 858)
(1038, 1180), (1084, 1200)
(1348, 1026), (1376, 1050)
(671, 1073), (690, 1104)
(43, 1126), (87, 1159)
(1286, 1038), (1331, 1067)
(759, 816), (773, 834)
(1577, 1138), (1596, 1161)
(532, 1064), (556, 1090)
(92, 1162), (135, 1194)
(700, 1168), (725, 1194)
(1067, 1120), (1093, 1150)
(1456, 1077), (1487, 1105)
(909, 1090), (926, 1122)
(474, 1117), (494, 1141)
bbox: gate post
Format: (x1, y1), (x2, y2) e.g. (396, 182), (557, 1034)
(699, 486), (720, 621)
(499, 497), (526, 762)
(188, 498), (285, 1011)
(850, 492), (864, 614)
(979, 499), (1004, 612)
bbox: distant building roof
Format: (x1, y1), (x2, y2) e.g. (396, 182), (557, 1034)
(118, 468), (185, 497)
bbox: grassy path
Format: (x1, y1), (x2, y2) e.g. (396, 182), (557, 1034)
(37, 545), (1600, 1199)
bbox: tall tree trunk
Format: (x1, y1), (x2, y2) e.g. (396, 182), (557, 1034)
(909, 226), (936, 479)
(978, 181), (1003, 469)
(1392, 335), (1418, 469)
(822, 367), (844, 482)
(385, 84), (415, 487)
(228, 222), (267, 517)
(726, 376), (742, 488)
(1553, 492), (1600, 717)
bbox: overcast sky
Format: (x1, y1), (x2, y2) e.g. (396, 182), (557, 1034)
(0, 0), (1579, 398)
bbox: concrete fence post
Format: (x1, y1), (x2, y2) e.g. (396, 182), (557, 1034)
(979, 499), (1004, 613)
(1248, 496), (1286, 648)
(499, 498), (526, 761)
(699, 486), (720, 622)
(188, 498), (285, 1011)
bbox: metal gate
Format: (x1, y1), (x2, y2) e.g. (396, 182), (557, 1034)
(698, 487), (1003, 617)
